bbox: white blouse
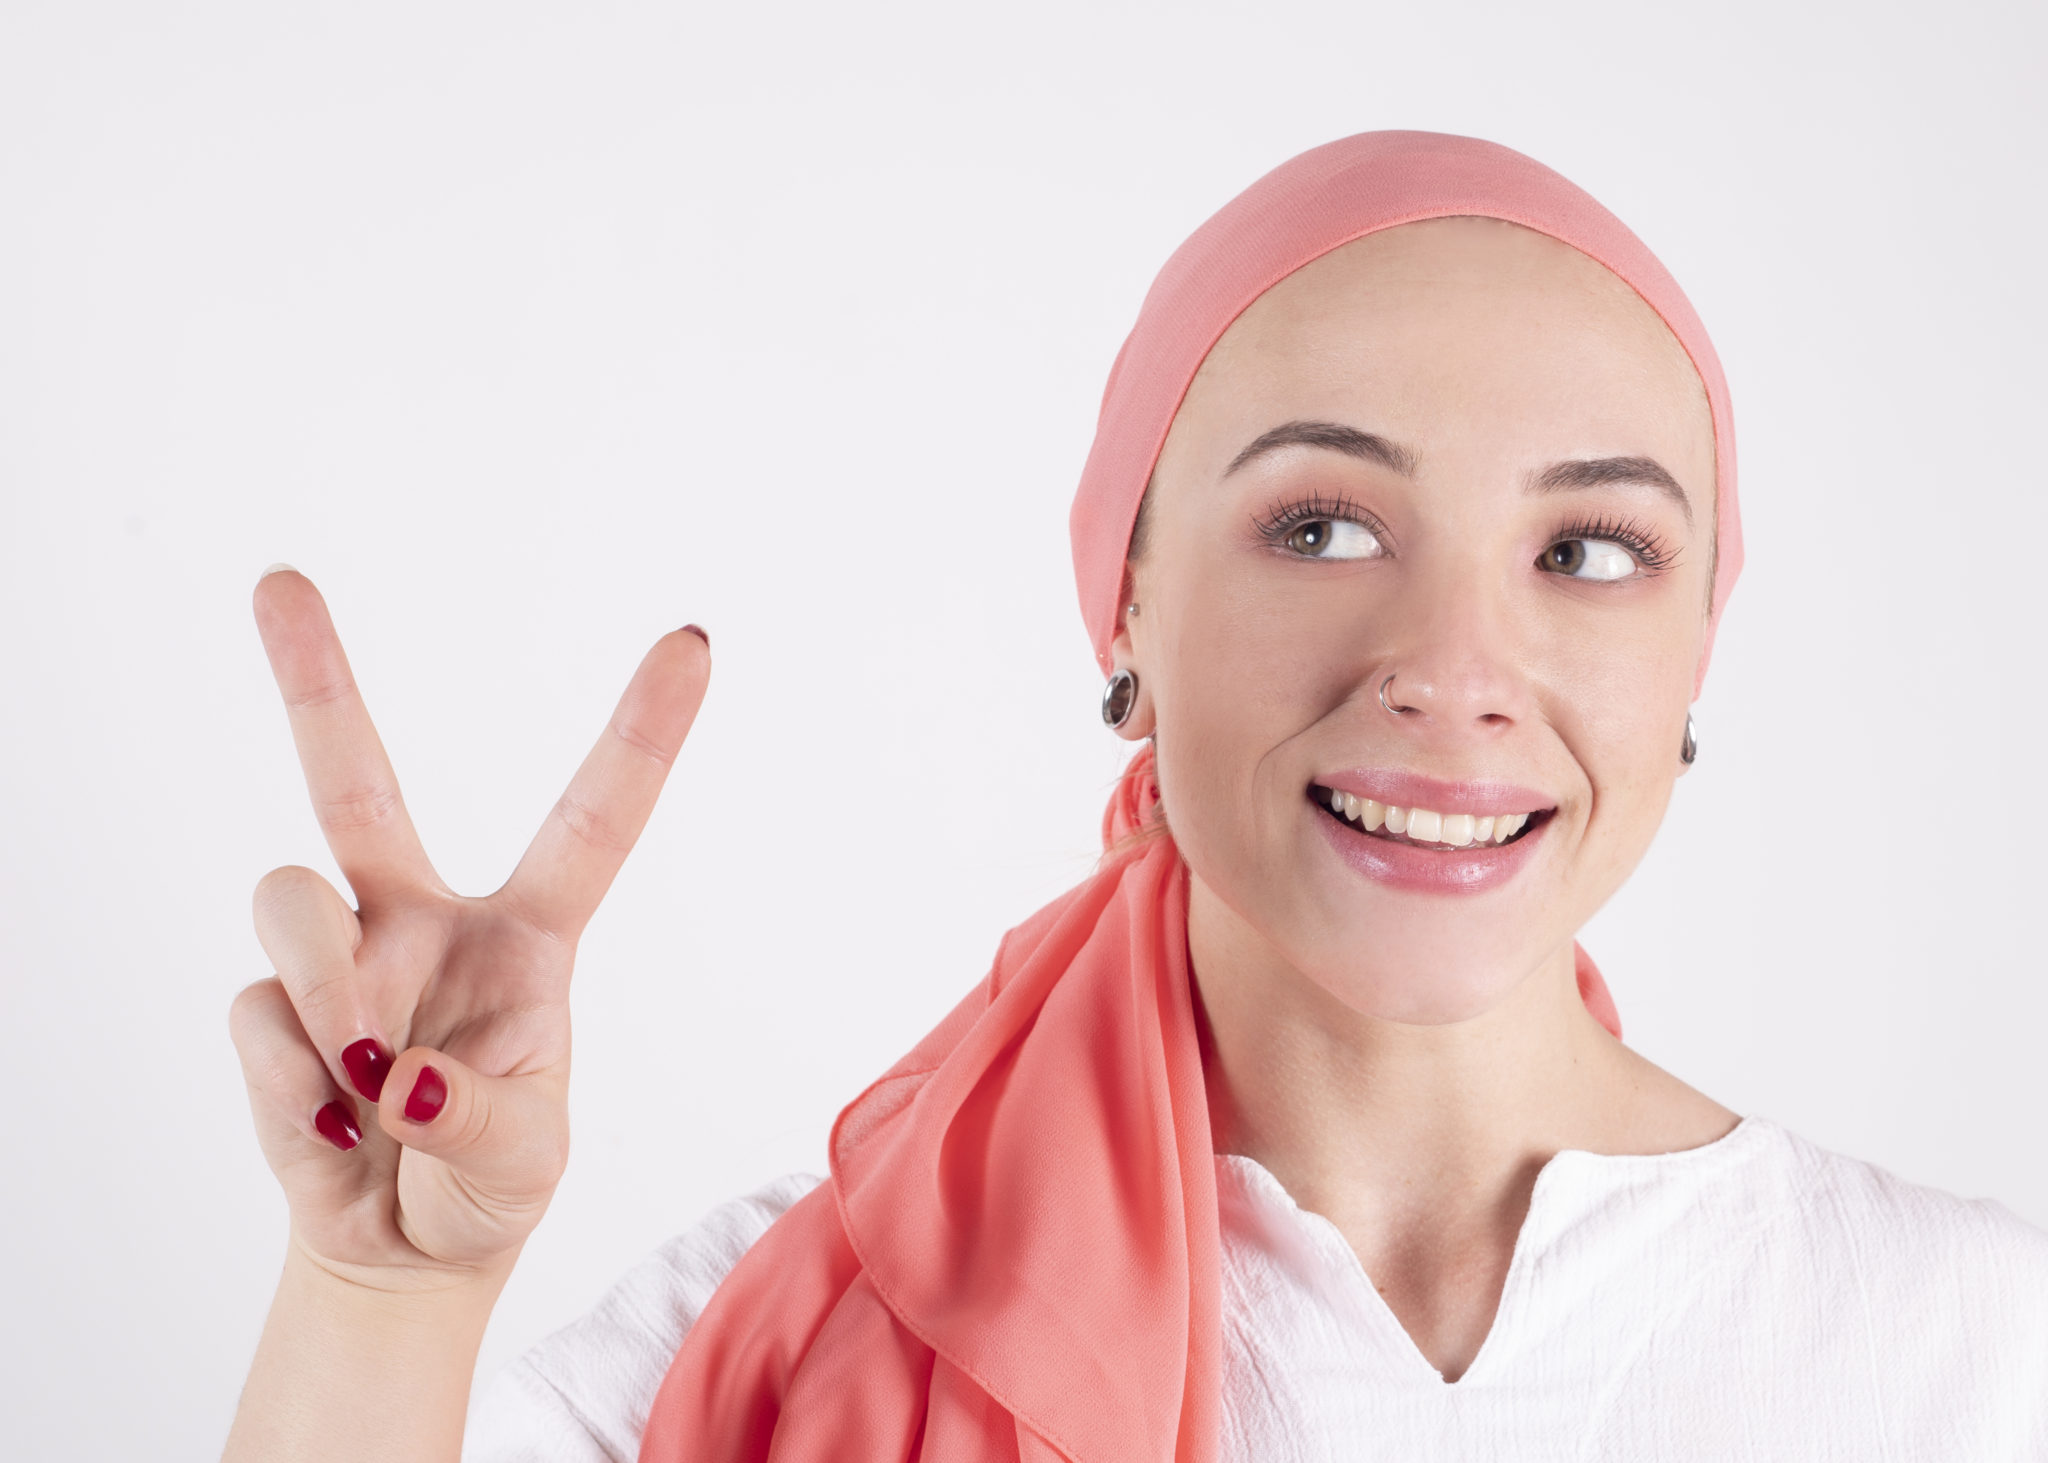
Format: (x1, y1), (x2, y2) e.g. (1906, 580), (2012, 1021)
(462, 1116), (2048, 1461)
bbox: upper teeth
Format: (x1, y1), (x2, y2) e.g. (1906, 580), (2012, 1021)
(1324, 787), (1530, 846)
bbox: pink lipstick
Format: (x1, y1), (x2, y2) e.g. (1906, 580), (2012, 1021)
(1307, 773), (1553, 895)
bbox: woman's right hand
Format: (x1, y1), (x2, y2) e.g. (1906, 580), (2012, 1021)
(228, 569), (710, 1291)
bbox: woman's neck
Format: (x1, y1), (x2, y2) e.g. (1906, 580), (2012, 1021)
(1186, 870), (1737, 1378)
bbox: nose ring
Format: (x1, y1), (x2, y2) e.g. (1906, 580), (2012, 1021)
(1378, 673), (1416, 717)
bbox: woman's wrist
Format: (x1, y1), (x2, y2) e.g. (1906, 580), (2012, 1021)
(222, 1238), (519, 1463)
(284, 1226), (523, 1307)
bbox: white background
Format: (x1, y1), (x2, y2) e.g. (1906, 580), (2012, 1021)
(3, 1), (2044, 1456)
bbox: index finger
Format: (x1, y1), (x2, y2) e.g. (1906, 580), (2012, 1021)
(253, 567), (439, 906)
(499, 627), (711, 943)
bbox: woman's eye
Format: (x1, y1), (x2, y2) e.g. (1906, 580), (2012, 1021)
(1540, 538), (1638, 581)
(1284, 518), (1383, 560)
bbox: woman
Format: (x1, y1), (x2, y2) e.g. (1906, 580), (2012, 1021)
(222, 132), (2048, 1462)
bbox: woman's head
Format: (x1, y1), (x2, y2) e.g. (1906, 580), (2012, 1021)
(1071, 133), (1738, 1024)
(1111, 216), (1714, 1021)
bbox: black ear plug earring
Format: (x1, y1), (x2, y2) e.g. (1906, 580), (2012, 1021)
(1102, 667), (1138, 728)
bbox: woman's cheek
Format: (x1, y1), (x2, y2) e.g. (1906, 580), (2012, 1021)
(1579, 702), (1686, 884)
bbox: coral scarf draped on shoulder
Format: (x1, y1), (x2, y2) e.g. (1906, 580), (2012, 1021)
(638, 129), (1738, 1463)
(640, 745), (1215, 1462)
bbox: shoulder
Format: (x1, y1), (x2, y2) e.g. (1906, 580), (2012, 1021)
(462, 1172), (826, 1463)
(628, 1172), (830, 1310)
(1743, 1120), (2048, 1363)
(1761, 1119), (2048, 1279)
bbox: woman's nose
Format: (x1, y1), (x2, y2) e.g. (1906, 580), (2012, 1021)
(1373, 578), (1530, 736)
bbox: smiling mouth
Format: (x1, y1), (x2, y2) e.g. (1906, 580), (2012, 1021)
(1308, 784), (1551, 849)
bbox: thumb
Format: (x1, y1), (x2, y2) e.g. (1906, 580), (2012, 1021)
(374, 1046), (569, 1200)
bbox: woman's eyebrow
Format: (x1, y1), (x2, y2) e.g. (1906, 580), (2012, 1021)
(1531, 457), (1693, 524)
(1223, 425), (1694, 526)
(1223, 420), (1419, 478)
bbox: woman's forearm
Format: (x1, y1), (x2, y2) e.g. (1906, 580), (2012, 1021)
(222, 1240), (515, 1463)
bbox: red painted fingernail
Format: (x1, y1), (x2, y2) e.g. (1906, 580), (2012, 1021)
(315, 1100), (362, 1151)
(341, 1038), (393, 1102)
(680, 623), (709, 648)
(405, 1065), (448, 1124)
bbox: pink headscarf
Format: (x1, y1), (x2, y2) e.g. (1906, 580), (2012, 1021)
(1070, 129), (1741, 692)
(638, 130), (1735, 1463)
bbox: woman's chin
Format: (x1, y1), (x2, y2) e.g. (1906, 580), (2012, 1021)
(1181, 817), (1582, 1019)
(1275, 886), (1578, 1024)
(1296, 953), (1541, 1027)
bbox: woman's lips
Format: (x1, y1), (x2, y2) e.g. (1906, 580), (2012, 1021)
(1307, 783), (1550, 894)
(1315, 768), (1552, 818)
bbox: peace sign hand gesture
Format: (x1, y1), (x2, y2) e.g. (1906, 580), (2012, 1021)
(229, 570), (709, 1288)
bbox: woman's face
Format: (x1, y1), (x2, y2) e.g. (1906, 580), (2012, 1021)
(1116, 216), (1716, 1023)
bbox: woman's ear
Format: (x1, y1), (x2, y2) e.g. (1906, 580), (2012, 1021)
(1104, 566), (1158, 741)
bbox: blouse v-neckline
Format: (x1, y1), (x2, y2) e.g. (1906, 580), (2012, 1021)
(1212, 1114), (1776, 1390)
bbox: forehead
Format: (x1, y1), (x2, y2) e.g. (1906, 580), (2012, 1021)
(1182, 216), (1710, 454)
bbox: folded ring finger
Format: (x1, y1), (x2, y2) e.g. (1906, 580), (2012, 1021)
(227, 976), (365, 1154)
(250, 864), (393, 1104)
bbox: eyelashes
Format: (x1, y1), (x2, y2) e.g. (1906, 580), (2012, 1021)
(1248, 494), (1681, 578)
(1547, 512), (1679, 575)
(1248, 491), (1390, 548)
